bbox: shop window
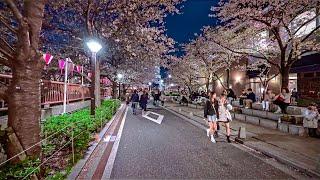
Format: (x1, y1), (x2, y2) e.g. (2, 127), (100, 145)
(303, 73), (314, 77)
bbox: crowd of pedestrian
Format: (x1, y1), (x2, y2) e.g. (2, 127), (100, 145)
(126, 88), (164, 115)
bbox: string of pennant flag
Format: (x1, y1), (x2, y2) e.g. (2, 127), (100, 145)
(42, 53), (111, 85)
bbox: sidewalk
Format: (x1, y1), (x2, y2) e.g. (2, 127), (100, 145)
(164, 102), (320, 177)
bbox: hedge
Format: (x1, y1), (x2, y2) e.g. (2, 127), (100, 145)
(0, 99), (121, 180)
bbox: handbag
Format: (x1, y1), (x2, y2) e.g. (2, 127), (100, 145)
(273, 95), (285, 105)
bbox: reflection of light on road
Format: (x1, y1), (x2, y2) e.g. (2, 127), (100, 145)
(142, 111), (164, 124)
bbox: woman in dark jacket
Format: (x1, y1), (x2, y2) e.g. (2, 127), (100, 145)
(140, 90), (149, 115)
(204, 91), (219, 143)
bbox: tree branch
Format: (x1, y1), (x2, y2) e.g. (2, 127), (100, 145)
(293, 15), (319, 36)
(0, 14), (18, 34)
(301, 24), (320, 42)
(4, 0), (24, 24)
(0, 56), (10, 67)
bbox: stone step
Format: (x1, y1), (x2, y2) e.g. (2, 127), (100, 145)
(231, 112), (305, 136)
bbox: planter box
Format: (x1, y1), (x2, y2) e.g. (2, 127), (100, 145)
(278, 123), (289, 133)
(266, 112), (282, 121)
(235, 113), (246, 121)
(259, 118), (278, 129)
(252, 103), (263, 110)
(252, 109), (267, 119)
(246, 116), (260, 125)
(289, 124), (305, 136)
(241, 108), (253, 116)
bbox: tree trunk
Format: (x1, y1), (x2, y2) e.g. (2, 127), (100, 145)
(112, 81), (117, 99)
(122, 84), (126, 96)
(5, 0), (45, 161)
(205, 78), (209, 93)
(281, 67), (290, 89)
(7, 57), (42, 160)
(94, 60), (100, 106)
(226, 69), (230, 89)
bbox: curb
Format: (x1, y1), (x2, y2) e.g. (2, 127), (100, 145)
(68, 104), (127, 180)
(163, 105), (320, 178)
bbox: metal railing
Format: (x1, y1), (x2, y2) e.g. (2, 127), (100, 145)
(0, 74), (111, 108)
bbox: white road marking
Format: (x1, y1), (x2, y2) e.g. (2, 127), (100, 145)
(101, 106), (128, 179)
(142, 111), (164, 124)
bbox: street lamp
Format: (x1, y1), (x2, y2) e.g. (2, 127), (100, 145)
(148, 82), (152, 91)
(168, 74), (172, 78)
(117, 73), (123, 99)
(87, 40), (102, 115)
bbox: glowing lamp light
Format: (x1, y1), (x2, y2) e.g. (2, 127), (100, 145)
(148, 82), (152, 86)
(86, 40), (102, 53)
(117, 73), (123, 79)
(168, 74), (172, 78)
(160, 79), (164, 83)
(170, 83), (174, 86)
(235, 76), (241, 83)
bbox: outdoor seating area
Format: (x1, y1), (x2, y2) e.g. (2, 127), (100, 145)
(231, 100), (320, 137)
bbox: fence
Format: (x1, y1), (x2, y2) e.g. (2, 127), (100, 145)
(0, 100), (119, 179)
(0, 74), (111, 108)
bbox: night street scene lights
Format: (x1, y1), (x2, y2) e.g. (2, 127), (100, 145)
(87, 40), (102, 115)
(117, 73), (123, 99)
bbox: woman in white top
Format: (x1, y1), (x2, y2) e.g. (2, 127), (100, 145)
(218, 94), (232, 143)
(303, 103), (319, 137)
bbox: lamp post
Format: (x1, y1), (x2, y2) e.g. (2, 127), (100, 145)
(148, 82), (152, 91)
(117, 73), (123, 100)
(87, 40), (102, 115)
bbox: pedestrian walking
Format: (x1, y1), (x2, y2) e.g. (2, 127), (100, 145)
(140, 90), (149, 115)
(131, 90), (139, 115)
(218, 94), (232, 143)
(204, 91), (219, 143)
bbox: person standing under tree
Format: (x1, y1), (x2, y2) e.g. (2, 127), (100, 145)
(218, 94), (232, 143)
(140, 90), (149, 115)
(131, 90), (139, 115)
(204, 91), (219, 143)
(303, 103), (319, 137)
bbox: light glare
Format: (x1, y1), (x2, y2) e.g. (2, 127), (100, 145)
(87, 40), (102, 53)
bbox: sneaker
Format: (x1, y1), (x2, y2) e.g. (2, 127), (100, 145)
(210, 135), (216, 143)
(206, 129), (210, 137)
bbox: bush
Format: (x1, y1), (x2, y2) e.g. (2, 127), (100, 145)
(0, 99), (120, 180)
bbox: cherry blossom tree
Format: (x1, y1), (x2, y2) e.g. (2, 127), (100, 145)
(212, 0), (320, 88)
(0, 0), (182, 161)
(0, 0), (46, 159)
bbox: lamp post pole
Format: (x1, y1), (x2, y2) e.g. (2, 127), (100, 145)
(90, 52), (96, 115)
(118, 82), (121, 100)
(86, 40), (102, 116)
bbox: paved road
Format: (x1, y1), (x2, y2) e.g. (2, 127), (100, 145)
(110, 107), (293, 179)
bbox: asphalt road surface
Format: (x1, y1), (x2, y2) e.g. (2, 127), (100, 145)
(110, 108), (293, 179)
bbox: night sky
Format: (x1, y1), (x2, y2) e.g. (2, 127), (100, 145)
(165, 0), (219, 53)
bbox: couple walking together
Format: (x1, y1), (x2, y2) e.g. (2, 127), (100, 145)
(204, 91), (232, 143)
